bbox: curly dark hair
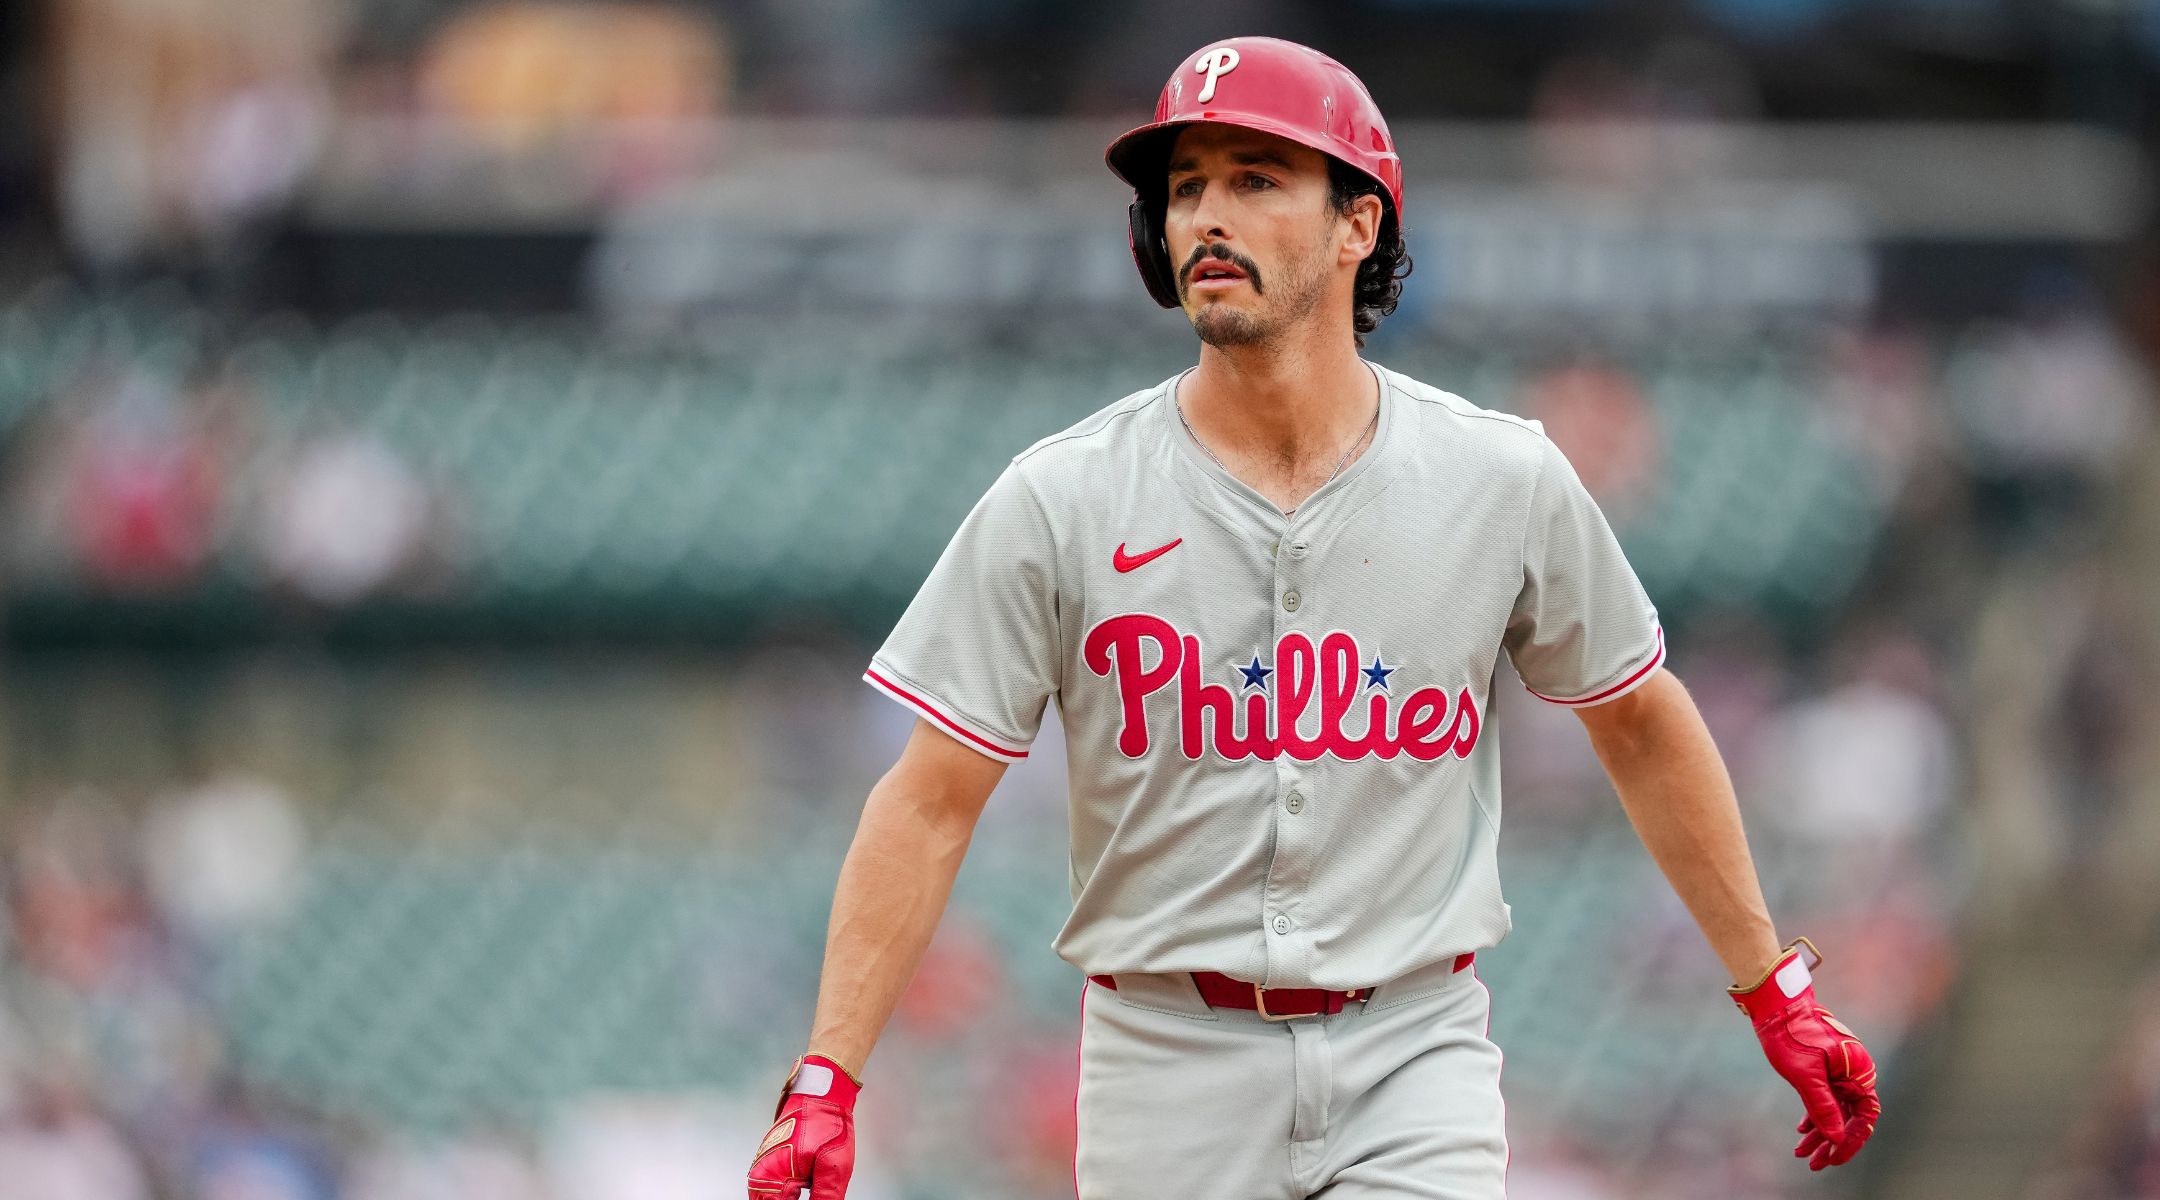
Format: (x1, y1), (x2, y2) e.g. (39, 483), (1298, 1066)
(1326, 158), (1412, 348)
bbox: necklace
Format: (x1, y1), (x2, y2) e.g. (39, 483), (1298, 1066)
(1176, 389), (1380, 516)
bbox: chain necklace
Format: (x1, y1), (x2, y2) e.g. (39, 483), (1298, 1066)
(1176, 391), (1380, 516)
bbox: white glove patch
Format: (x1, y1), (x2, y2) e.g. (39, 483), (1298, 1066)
(1775, 956), (1812, 999)
(789, 1062), (835, 1097)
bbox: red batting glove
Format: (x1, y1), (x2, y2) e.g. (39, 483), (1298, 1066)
(1730, 937), (1881, 1171)
(748, 1052), (862, 1200)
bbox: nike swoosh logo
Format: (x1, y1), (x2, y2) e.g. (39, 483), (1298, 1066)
(1114, 538), (1183, 572)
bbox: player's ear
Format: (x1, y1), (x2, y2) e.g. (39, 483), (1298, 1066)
(1337, 193), (1382, 266)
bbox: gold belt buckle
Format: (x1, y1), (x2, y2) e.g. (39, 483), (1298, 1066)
(1254, 982), (1304, 1021)
(1255, 983), (1366, 1021)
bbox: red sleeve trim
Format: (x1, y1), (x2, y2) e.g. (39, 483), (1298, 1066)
(1524, 626), (1666, 707)
(863, 667), (1030, 761)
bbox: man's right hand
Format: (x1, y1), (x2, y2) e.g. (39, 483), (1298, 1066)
(748, 1053), (862, 1200)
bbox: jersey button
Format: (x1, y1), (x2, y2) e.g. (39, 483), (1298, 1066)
(1285, 791), (1304, 813)
(1287, 542), (1309, 559)
(1282, 589), (1301, 612)
(1271, 915), (1292, 935)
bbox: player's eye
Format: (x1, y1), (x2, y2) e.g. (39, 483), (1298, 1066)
(1172, 178), (1203, 198)
(1244, 174), (1277, 191)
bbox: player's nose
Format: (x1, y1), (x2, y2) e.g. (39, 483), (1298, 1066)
(1182, 184), (1237, 248)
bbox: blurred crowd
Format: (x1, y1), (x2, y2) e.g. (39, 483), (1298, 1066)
(5, 349), (457, 607)
(0, 272), (2146, 613)
(0, 773), (332, 1200)
(2071, 972), (2160, 1200)
(0, 249), (2144, 1199)
(0, 587), (1991, 1200)
(0, 0), (2155, 1198)
(10, 269), (2147, 1194)
(0, 638), (1953, 1200)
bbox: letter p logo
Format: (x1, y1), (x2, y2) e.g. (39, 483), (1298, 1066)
(1194, 46), (1240, 104)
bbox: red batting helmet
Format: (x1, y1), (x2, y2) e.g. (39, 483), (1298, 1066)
(1106, 37), (1404, 308)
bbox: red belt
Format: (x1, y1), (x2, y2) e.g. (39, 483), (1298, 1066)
(1089, 953), (1474, 1021)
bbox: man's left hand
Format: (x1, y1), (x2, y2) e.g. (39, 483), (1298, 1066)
(1730, 937), (1881, 1170)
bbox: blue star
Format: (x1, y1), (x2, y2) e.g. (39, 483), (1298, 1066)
(1362, 655), (1396, 691)
(1237, 655), (1273, 691)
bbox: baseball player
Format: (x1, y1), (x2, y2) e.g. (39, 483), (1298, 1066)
(749, 36), (1880, 1200)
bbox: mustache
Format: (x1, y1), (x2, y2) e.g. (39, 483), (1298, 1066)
(1180, 244), (1264, 294)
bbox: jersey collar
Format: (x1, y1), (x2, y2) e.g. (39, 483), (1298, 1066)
(1161, 359), (1405, 533)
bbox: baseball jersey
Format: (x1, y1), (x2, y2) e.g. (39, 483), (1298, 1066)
(864, 361), (1664, 990)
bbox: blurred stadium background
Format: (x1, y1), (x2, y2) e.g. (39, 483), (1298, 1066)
(0, 0), (2158, 1198)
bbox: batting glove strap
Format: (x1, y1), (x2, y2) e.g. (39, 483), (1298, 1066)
(771, 1052), (863, 1120)
(1728, 937), (1819, 1019)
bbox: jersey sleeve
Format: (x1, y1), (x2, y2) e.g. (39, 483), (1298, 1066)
(865, 461), (1061, 761)
(1501, 433), (1665, 707)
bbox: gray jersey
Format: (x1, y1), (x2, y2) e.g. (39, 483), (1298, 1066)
(865, 361), (1663, 990)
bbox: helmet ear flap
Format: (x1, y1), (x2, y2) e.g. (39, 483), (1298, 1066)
(1128, 198), (1181, 309)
